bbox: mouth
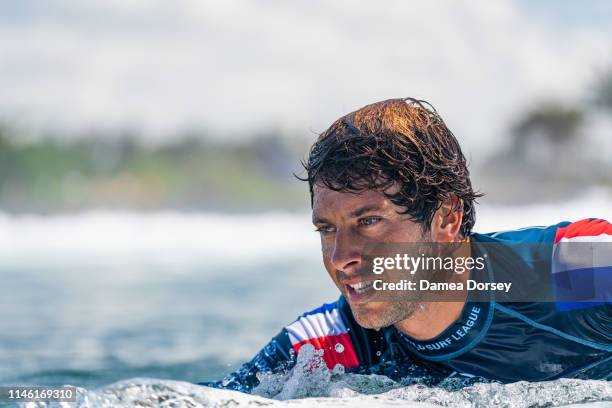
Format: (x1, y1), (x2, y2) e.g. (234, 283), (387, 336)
(344, 280), (376, 303)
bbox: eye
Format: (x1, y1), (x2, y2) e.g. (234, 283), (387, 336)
(359, 216), (382, 226)
(315, 225), (336, 234)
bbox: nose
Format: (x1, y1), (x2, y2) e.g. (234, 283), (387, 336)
(330, 228), (362, 275)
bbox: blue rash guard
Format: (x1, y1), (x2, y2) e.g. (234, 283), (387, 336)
(202, 219), (612, 393)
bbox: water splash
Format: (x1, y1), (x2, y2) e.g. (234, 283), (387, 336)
(22, 376), (612, 408)
(21, 347), (612, 407)
(253, 344), (399, 400)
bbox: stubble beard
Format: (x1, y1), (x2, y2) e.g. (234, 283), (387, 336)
(347, 230), (444, 330)
(350, 297), (423, 329)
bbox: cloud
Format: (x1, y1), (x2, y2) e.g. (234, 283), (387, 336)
(0, 0), (609, 156)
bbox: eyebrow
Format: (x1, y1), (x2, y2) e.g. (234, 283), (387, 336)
(312, 214), (328, 225)
(312, 204), (383, 225)
(350, 205), (383, 218)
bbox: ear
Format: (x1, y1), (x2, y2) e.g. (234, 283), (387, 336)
(430, 193), (464, 242)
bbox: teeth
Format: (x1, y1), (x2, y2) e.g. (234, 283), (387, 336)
(349, 281), (373, 293)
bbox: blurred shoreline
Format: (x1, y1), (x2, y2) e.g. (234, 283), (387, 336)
(0, 129), (311, 214)
(2, 126), (611, 214)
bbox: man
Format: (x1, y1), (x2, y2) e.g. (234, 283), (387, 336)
(203, 98), (611, 393)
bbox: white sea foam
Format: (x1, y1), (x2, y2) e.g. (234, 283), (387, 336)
(26, 345), (612, 407)
(24, 371), (612, 408)
(0, 188), (610, 266)
(0, 210), (320, 266)
(22, 378), (612, 408)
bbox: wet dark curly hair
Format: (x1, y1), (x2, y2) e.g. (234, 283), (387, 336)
(299, 98), (482, 237)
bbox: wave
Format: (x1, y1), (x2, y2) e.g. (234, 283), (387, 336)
(1, 188), (610, 266)
(31, 345), (612, 407)
(0, 210), (320, 266)
(32, 376), (612, 407)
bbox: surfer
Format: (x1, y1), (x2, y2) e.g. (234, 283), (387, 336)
(201, 98), (611, 392)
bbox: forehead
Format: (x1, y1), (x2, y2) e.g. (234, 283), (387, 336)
(312, 184), (394, 217)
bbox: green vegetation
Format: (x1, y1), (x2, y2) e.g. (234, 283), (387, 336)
(476, 66), (612, 204)
(0, 127), (310, 213)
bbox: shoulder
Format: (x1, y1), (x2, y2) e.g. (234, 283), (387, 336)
(286, 300), (349, 343)
(480, 219), (611, 309)
(473, 218), (611, 244)
(284, 297), (360, 369)
(552, 218), (612, 243)
(474, 218), (611, 310)
(550, 218), (611, 311)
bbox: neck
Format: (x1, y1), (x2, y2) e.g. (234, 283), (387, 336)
(394, 299), (467, 340)
(394, 239), (472, 340)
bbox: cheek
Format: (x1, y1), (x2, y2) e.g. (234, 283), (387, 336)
(320, 241), (339, 281)
(321, 246), (333, 272)
(386, 220), (427, 242)
(319, 235), (332, 261)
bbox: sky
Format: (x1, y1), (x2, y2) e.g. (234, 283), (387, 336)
(0, 0), (610, 156)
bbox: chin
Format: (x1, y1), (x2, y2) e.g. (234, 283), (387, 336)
(350, 300), (419, 329)
(350, 302), (396, 329)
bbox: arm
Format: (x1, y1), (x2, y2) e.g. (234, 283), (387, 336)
(552, 218), (612, 309)
(199, 329), (295, 393)
(551, 219), (612, 349)
(199, 299), (362, 393)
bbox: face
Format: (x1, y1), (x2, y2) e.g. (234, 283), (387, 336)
(312, 184), (429, 329)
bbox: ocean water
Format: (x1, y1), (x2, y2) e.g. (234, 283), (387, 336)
(1, 189), (611, 407)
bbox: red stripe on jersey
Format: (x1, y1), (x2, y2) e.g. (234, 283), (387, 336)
(554, 219), (612, 243)
(292, 333), (359, 369)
